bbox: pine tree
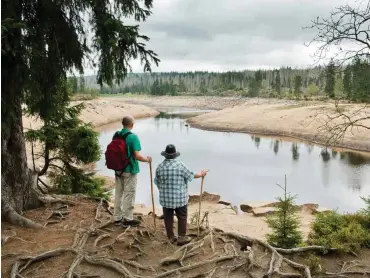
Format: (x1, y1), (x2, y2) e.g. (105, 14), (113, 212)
(325, 60), (336, 98)
(275, 70), (281, 94)
(266, 176), (303, 248)
(294, 76), (303, 96)
(343, 65), (352, 99)
(351, 58), (370, 102)
(79, 75), (86, 93)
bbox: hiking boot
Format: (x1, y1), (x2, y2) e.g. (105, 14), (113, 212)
(114, 219), (123, 226)
(122, 219), (141, 227)
(169, 236), (177, 245)
(177, 236), (192, 246)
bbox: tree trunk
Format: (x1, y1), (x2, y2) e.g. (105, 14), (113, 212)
(1, 0), (42, 228)
(1, 93), (42, 228)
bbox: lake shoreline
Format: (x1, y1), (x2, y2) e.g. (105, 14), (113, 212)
(109, 95), (370, 153)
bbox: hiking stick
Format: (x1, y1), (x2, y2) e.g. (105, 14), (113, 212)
(149, 162), (156, 230)
(197, 176), (205, 237)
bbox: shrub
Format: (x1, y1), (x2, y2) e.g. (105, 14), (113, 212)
(308, 210), (370, 252)
(50, 168), (108, 199)
(305, 254), (321, 275)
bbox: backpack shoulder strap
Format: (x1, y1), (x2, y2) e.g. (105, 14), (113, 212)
(121, 132), (132, 140)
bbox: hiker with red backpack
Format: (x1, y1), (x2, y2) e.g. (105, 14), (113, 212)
(105, 115), (152, 227)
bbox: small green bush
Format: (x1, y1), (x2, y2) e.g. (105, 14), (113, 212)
(308, 210), (370, 252)
(305, 254), (321, 275)
(51, 168), (108, 199)
(265, 178), (303, 249)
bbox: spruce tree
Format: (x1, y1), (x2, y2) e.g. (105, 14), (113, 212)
(294, 75), (303, 96)
(266, 175), (303, 248)
(275, 71), (281, 94)
(343, 65), (352, 99)
(325, 60), (336, 98)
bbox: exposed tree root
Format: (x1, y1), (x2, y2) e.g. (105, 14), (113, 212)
(84, 256), (135, 278)
(155, 254), (238, 278)
(224, 232), (313, 278)
(93, 233), (111, 248)
(4, 206), (43, 229)
(95, 199), (103, 223)
(275, 246), (337, 254)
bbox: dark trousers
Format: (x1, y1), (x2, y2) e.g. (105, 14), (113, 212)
(163, 205), (187, 238)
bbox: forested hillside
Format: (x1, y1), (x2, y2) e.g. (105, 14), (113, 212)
(73, 58), (370, 102)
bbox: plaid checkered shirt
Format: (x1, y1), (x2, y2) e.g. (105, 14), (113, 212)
(154, 158), (194, 209)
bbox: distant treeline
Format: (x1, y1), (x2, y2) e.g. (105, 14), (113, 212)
(68, 58), (370, 102)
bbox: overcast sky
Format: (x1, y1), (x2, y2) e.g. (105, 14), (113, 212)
(85, 0), (356, 74)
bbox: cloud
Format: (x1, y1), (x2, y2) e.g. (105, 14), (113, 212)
(84, 0), (356, 74)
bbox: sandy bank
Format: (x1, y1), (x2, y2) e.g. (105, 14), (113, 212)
(23, 98), (159, 130)
(103, 95), (250, 110)
(187, 102), (370, 152)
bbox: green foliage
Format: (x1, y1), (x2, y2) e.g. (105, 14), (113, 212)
(306, 83), (320, 96)
(308, 209), (370, 252)
(266, 178), (303, 248)
(51, 167), (107, 198)
(248, 78), (261, 97)
(325, 60), (336, 98)
(361, 196), (370, 216)
(305, 254), (321, 275)
(343, 65), (352, 98)
(294, 75), (303, 96)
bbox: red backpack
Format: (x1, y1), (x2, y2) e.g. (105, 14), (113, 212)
(105, 132), (132, 171)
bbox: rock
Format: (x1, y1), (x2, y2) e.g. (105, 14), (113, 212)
(252, 207), (278, 217)
(188, 192), (221, 204)
(313, 207), (332, 214)
(218, 200), (231, 206)
(300, 203), (319, 214)
(240, 201), (280, 213)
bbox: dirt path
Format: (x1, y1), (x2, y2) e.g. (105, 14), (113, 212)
(2, 196), (369, 278)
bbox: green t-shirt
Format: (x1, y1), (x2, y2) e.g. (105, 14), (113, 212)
(114, 128), (142, 174)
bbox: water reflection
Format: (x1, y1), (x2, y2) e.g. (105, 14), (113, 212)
(320, 149), (331, 163)
(291, 143), (300, 161)
(273, 140), (280, 155)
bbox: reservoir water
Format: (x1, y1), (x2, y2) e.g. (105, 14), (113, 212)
(95, 107), (370, 213)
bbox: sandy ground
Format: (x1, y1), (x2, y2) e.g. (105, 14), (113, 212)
(187, 102), (370, 152)
(23, 98), (159, 130)
(107, 95), (250, 110)
(104, 95), (370, 151)
(133, 202), (316, 241)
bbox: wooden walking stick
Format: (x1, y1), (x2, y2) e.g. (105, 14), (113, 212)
(149, 161), (156, 230)
(197, 175), (206, 237)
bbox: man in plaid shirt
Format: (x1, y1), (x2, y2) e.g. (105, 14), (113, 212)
(154, 144), (207, 245)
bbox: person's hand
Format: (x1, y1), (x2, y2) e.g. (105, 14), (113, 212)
(201, 170), (208, 177)
(147, 156), (152, 163)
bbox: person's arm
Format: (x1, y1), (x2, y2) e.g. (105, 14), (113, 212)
(194, 170), (208, 179)
(133, 151), (152, 163)
(154, 168), (160, 189)
(129, 134), (152, 163)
